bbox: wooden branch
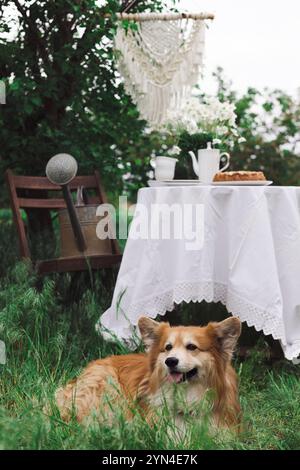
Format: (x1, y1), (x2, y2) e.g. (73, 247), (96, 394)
(105, 12), (215, 21)
(13, 0), (51, 69)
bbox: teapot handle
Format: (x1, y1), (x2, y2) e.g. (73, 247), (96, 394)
(219, 152), (230, 172)
(150, 158), (156, 169)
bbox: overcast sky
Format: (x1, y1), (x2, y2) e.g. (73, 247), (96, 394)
(176, 0), (300, 96)
(4, 1), (300, 96)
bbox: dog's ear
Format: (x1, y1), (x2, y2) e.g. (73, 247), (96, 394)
(209, 317), (241, 361)
(138, 316), (167, 350)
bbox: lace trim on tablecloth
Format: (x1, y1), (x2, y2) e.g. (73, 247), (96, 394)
(99, 280), (287, 350)
(281, 340), (300, 362)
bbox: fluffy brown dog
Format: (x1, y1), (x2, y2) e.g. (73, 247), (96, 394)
(55, 316), (242, 429)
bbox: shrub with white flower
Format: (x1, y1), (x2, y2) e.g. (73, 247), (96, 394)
(153, 131), (182, 158)
(165, 145), (181, 157)
(162, 96), (245, 151)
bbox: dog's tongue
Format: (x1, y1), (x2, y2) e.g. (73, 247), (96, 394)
(167, 372), (183, 384)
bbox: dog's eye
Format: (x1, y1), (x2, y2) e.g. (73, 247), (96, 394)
(186, 343), (197, 351)
(165, 344), (173, 351)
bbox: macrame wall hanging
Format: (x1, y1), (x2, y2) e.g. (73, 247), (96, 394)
(114, 12), (214, 128)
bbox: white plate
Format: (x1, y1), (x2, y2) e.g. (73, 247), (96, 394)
(211, 181), (273, 186)
(148, 180), (205, 187)
(148, 180), (273, 187)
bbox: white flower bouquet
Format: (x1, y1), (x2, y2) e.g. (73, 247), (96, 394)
(161, 96), (245, 152)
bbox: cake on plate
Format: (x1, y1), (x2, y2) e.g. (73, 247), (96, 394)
(213, 171), (266, 182)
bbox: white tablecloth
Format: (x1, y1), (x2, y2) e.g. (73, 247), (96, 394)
(98, 186), (300, 361)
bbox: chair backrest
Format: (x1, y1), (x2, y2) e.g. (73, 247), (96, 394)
(5, 169), (120, 259)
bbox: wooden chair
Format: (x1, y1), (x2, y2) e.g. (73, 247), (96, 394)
(5, 169), (122, 275)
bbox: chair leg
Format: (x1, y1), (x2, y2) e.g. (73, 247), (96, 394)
(69, 271), (87, 303)
(34, 275), (45, 293)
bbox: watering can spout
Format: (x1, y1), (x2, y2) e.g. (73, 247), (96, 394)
(188, 151), (199, 177)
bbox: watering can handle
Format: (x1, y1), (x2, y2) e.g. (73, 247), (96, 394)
(76, 186), (85, 206)
(82, 187), (89, 204)
(76, 186), (90, 205)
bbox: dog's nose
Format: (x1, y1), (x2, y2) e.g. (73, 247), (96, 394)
(165, 357), (179, 368)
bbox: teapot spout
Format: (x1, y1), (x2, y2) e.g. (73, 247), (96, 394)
(188, 151), (199, 177)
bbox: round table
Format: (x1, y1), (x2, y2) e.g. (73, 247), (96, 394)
(97, 185), (300, 361)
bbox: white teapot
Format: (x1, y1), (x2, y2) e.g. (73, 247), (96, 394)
(189, 142), (230, 184)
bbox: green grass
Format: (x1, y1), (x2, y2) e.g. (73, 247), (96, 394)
(0, 262), (300, 450)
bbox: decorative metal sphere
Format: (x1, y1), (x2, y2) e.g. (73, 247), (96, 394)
(46, 153), (78, 185)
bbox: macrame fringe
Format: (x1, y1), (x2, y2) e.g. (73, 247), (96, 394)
(115, 19), (206, 128)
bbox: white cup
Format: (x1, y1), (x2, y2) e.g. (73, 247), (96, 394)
(151, 156), (178, 181)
